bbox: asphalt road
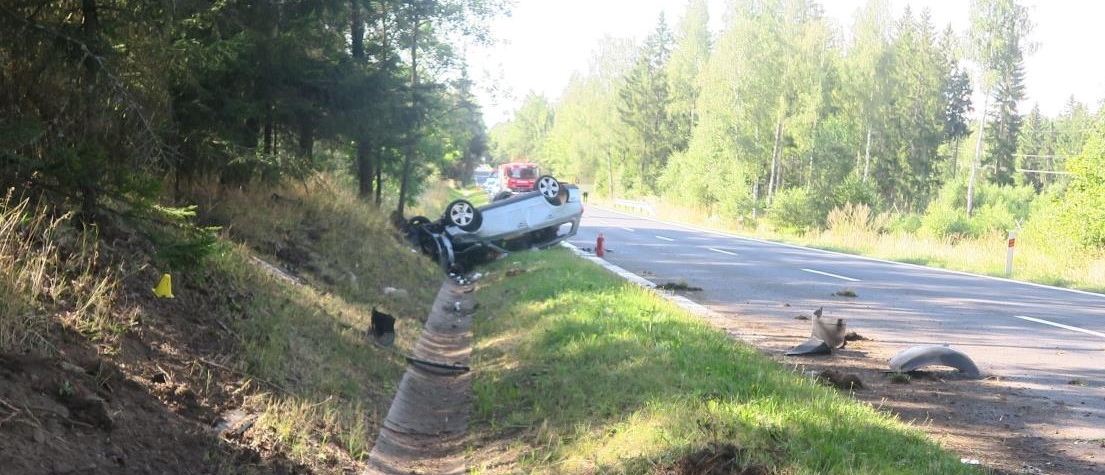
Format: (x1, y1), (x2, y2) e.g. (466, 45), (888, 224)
(567, 205), (1105, 431)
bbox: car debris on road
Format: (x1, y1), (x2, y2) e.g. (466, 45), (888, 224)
(786, 307), (848, 356)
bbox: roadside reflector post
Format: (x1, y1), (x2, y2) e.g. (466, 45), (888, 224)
(596, 232), (605, 258)
(1005, 229), (1017, 277)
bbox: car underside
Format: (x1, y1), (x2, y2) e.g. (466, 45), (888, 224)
(403, 175), (583, 272)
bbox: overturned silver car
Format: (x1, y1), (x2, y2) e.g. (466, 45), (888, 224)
(405, 175), (583, 271)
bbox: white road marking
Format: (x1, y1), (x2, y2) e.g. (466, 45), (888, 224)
(591, 204), (1105, 299)
(1015, 315), (1105, 339)
(621, 227), (635, 232)
(655, 235), (675, 242)
(708, 247), (738, 256)
(801, 268), (861, 282)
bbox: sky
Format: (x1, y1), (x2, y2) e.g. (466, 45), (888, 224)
(467, 0), (1105, 126)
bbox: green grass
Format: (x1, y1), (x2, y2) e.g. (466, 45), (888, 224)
(182, 175), (443, 468)
(468, 250), (982, 474)
(411, 181), (489, 218)
(0, 198), (117, 353)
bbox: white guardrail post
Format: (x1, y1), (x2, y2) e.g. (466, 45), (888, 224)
(613, 199), (655, 217)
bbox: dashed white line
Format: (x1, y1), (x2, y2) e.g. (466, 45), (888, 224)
(1015, 315), (1105, 339)
(801, 268), (861, 282)
(655, 235), (675, 242)
(621, 227), (636, 232)
(708, 247), (738, 256)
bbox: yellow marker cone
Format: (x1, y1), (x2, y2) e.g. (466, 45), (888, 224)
(153, 273), (174, 298)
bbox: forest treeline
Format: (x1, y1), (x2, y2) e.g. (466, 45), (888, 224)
(0, 0), (497, 222)
(489, 0), (1105, 251)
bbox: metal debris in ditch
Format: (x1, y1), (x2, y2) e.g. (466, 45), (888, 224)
(786, 307), (847, 356)
(212, 409), (257, 438)
(888, 344), (981, 378)
(370, 307), (397, 347)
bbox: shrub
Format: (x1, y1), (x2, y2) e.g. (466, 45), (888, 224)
(921, 205), (977, 241)
(886, 213), (923, 234)
(831, 175), (878, 210)
(973, 203), (1017, 235)
(826, 203), (889, 236)
(769, 188), (820, 234)
(1055, 121), (1105, 249)
(921, 178), (1035, 240)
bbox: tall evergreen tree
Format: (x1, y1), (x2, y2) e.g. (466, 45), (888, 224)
(1016, 104), (1055, 192)
(878, 8), (950, 210)
(617, 13), (677, 194)
(664, 0), (711, 156)
(942, 67), (974, 173)
(967, 0), (1034, 211)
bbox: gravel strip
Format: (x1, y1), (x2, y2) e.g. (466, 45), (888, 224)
(363, 279), (474, 475)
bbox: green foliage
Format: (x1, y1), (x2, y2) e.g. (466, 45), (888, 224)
(152, 226), (222, 272)
(663, 0), (710, 155)
(1055, 117), (1105, 248)
(921, 205), (978, 240)
(769, 188), (820, 234)
(922, 177), (1034, 239)
(969, 0), (1034, 187)
(887, 213), (924, 234)
(127, 204), (222, 271)
(617, 14), (680, 194)
(1016, 105), (1055, 191)
(490, 93), (554, 162)
(1, 0), (498, 224)
(830, 175), (879, 209)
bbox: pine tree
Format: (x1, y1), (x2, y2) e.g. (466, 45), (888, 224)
(617, 14), (677, 194)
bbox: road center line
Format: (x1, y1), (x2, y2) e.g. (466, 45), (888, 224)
(655, 235), (675, 242)
(621, 227), (635, 232)
(1014, 315), (1105, 339)
(708, 247), (738, 256)
(801, 268), (860, 282)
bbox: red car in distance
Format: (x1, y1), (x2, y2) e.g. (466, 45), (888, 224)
(497, 162), (541, 192)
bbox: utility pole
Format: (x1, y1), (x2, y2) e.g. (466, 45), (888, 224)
(967, 93), (988, 217)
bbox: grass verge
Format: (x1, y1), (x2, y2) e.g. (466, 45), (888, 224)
(468, 249), (983, 474)
(617, 199), (1105, 294)
(2, 174), (446, 474)
(186, 175), (443, 467)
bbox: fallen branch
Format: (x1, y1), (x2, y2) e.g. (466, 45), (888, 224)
(198, 358), (287, 393)
(0, 397), (19, 427)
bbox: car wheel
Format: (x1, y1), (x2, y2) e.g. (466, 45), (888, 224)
(445, 199), (482, 232)
(432, 234), (455, 272)
(536, 175), (566, 205)
(407, 215), (431, 228)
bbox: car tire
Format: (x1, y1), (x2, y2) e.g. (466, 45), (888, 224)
(429, 234), (454, 272)
(536, 175), (566, 205)
(445, 199), (482, 232)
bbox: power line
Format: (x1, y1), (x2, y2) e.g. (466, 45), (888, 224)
(1014, 154), (1072, 159)
(1016, 168), (1072, 175)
